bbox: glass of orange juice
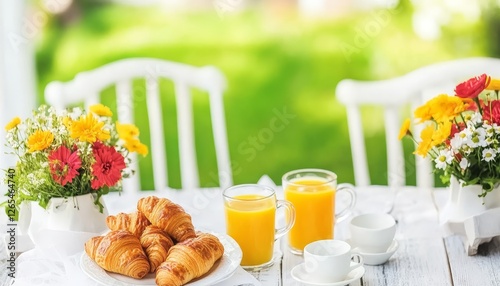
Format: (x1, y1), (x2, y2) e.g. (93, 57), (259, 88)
(283, 169), (356, 254)
(223, 184), (295, 270)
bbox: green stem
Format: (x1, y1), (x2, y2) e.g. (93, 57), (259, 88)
(474, 97), (483, 115)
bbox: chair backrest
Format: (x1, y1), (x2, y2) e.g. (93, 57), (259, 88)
(44, 58), (233, 193)
(336, 57), (500, 189)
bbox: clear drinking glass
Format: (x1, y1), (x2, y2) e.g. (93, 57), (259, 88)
(283, 169), (356, 254)
(223, 184), (295, 270)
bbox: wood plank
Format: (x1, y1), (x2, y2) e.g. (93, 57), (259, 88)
(382, 187), (451, 286)
(248, 248), (283, 286)
(281, 187), (452, 286)
(445, 235), (500, 285)
(434, 187), (500, 285)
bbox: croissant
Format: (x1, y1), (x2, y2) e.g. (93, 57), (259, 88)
(137, 196), (196, 242)
(84, 230), (150, 279)
(155, 233), (225, 286)
(140, 225), (175, 272)
(106, 211), (151, 237)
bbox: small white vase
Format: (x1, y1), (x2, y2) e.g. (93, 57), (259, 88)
(45, 193), (108, 233)
(440, 176), (500, 228)
(21, 193), (109, 256)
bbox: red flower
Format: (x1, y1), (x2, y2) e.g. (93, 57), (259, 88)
(48, 145), (82, 186)
(482, 100), (500, 124)
(450, 122), (465, 138)
(454, 74), (490, 99)
(91, 142), (126, 189)
(446, 122), (466, 145)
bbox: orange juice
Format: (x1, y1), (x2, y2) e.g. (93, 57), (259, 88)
(224, 194), (276, 266)
(285, 178), (335, 252)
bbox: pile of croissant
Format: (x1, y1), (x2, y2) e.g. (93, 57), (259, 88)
(84, 196), (224, 286)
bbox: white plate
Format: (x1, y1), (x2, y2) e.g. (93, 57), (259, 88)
(354, 239), (399, 266)
(80, 232), (242, 286)
(291, 263), (365, 286)
(346, 239), (399, 266)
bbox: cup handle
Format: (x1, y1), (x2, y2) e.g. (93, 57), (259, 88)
(350, 253), (364, 271)
(335, 183), (356, 223)
(275, 200), (295, 240)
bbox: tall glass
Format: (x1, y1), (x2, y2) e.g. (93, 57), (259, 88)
(283, 169), (356, 254)
(223, 184), (295, 270)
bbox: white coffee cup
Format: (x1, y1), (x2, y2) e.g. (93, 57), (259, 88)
(303, 240), (363, 283)
(349, 213), (396, 253)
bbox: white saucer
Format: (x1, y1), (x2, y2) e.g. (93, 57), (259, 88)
(351, 239), (399, 266)
(291, 263), (365, 286)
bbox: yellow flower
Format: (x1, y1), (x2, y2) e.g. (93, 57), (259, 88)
(486, 78), (500, 90)
(415, 94), (470, 124)
(432, 121), (452, 146)
(414, 103), (433, 123)
(62, 116), (73, 129)
(27, 130), (54, 152)
(70, 113), (110, 143)
(90, 104), (113, 117)
(124, 138), (149, 156)
(414, 124), (435, 157)
(116, 121), (140, 141)
(398, 118), (411, 140)
(5, 117), (21, 131)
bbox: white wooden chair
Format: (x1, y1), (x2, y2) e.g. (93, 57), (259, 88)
(336, 57), (500, 254)
(336, 57), (500, 190)
(45, 58), (233, 193)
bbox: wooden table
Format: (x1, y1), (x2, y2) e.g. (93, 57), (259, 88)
(250, 186), (500, 286)
(3, 185), (500, 285)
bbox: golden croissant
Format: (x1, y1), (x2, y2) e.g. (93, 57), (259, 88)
(106, 211), (151, 237)
(137, 196), (196, 242)
(140, 225), (175, 272)
(155, 232), (225, 286)
(84, 230), (150, 279)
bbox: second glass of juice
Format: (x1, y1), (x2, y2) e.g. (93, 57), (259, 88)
(283, 169), (356, 254)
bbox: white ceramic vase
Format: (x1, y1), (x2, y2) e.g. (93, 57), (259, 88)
(439, 176), (500, 232)
(45, 193), (109, 233)
(19, 193), (109, 256)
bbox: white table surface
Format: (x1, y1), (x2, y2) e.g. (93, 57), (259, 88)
(2, 182), (500, 286)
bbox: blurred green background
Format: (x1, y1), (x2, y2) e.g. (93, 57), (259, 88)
(33, 0), (498, 189)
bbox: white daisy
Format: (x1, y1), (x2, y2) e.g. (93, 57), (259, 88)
(482, 148), (497, 162)
(434, 150), (454, 170)
(468, 127), (487, 148)
(472, 112), (483, 124)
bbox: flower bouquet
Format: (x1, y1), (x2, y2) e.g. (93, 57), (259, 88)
(399, 74), (500, 198)
(4, 104), (148, 213)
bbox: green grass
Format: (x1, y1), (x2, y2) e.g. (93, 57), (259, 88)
(34, 3), (489, 189)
